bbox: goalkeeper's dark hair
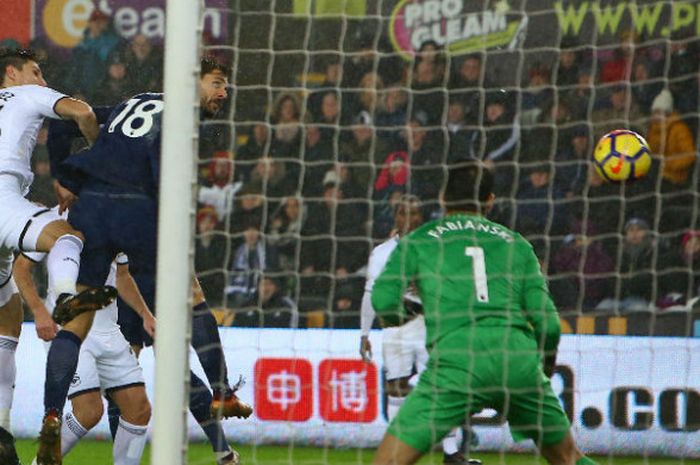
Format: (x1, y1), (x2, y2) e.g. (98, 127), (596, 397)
(443, 162), (494, 213)
(201, 57), (230, 77)
(0, 48), (37, 82)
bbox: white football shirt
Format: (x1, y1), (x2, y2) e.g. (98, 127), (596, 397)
(0, 84), (65, 190)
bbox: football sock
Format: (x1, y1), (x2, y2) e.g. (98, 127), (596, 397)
(441, 427), (462, 455)
(576, 457), (598, 465)
(113, 417), (148, 465)
(46, 235), (83, 296)
(191, 302), (230, 392)
(189, 372), (229, 453)
(0, 336), (17, 431)
(44, 330), (82, 415)
(386, 395), (404, 422)
(61, 412), (88, 456)
(107, 396), (121, 440)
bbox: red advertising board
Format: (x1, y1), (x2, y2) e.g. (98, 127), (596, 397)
(254, 358), (313, 422)
(0, 0), (31, 45)
(318, 359), (378, 423)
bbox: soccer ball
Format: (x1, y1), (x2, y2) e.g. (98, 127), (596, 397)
(592, 129), (651, 182)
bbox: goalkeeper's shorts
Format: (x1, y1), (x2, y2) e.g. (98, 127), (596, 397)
(387, 335), (570, 452)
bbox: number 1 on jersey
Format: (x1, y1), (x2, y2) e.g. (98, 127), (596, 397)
(465, 246), (489, 303)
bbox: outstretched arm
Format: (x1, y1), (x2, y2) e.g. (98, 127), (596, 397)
(54, 97), (99, 145)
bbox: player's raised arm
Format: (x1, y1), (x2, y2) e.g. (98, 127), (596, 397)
(12, 253), (58, 342)
(520, 241), (561, 377)
(53, 97), (99, 145)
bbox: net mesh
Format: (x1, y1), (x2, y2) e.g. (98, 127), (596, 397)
(190, 1), (699, 462)
(8, 0), (700, 464)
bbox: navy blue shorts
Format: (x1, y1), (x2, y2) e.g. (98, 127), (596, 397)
(69, 187), (157, 347)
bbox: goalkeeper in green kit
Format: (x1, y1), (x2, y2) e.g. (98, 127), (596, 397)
(371, 163), (596, 465)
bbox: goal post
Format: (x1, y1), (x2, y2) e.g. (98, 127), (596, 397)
(153, 1), (202, 464)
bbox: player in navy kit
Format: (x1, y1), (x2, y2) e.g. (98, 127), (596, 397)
(37, 59), (249, 465)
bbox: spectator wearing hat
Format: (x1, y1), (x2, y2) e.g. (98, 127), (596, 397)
(647, 89), (696, 188)
(67, 8), (122, 99)
(125, 34), (163, 93)
(195, 206), (228, 305)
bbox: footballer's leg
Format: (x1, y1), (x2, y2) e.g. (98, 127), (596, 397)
(109, 386), (150, 465)
(37, 310), (97, 465)
(191, 278), (251, 420)
(34, 219), (116, 322)
(0, 284), (21, 432)
(60, 391), (104, 457)
(374, 432), (423, 465)
(540, 431), (595, 465)
(190, 372), (240, 465)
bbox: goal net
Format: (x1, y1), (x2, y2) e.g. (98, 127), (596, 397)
(7, 0), (700, 464)
(188, 0), (699, 462)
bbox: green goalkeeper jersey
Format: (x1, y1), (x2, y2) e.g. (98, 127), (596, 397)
(371, 212), (560, 357)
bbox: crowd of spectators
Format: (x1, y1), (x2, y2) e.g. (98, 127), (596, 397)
(7, 17), (699, 329)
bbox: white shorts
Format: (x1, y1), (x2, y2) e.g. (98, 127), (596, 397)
(0, 174), (62, 287)
(68, 330), (145, 398)
(381, 315), (428, 381)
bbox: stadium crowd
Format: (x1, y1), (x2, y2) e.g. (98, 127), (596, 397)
(5, 14), (699, 330)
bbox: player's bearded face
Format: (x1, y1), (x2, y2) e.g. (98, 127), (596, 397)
(200, 71), (228, 116)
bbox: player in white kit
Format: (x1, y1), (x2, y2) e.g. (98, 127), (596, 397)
(14, 243), (154, 465)
(0, 48), (115, 437)
(359, 196), (480, 465)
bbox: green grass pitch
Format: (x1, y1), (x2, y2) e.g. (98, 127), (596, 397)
(15, 440), (700, 465)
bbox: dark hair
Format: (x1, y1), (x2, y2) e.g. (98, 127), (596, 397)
(0, 427), (20, 465)
(200, 57), (230, 78)
(443, 162), (494, 212)
(0, 48), (37, 83)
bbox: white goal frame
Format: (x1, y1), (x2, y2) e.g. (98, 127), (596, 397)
(152, 1), (202, 464)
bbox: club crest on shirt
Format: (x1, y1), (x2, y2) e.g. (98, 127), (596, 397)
(71, 374), (81, 387)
